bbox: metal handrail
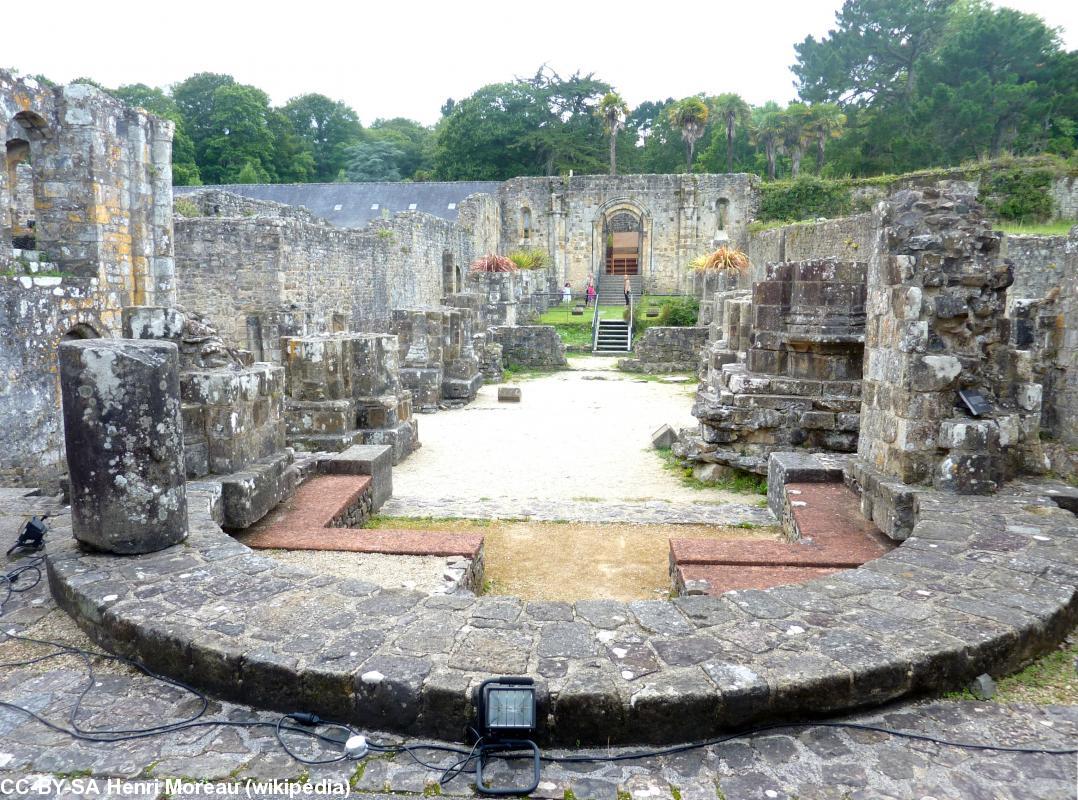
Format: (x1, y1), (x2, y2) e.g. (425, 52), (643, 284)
(590, 269), (602, 351)
(628, 289), (634, 351)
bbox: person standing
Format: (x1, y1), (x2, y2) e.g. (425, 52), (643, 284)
(585, 279), (597, 307)
(562, 281), (572, 305)
(623, 275), (632, 306)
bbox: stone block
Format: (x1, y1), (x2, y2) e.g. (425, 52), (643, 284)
(319, 444), (394, 510)
(59, 339), (188, 554)
(218, 452), (292, 529)
(651, 424), (677, 449)
(498, 386), (522, 402)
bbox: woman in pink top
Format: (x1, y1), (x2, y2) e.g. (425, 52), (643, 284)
(585, 280), (597, 307)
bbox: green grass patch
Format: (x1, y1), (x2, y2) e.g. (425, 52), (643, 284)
(943, 636), (1078, 705)
(996, 220), (1075, 236)
(538, 304), (627, 349)
(500, 363), (564, 382)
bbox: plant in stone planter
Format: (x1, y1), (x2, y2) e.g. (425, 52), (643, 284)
(470, 253), (517, 273)
(507, 248), (549, 270)
(690, 246), (750, 274)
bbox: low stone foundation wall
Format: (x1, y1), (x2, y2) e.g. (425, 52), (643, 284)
(493, 325), (567, 368)
(45, 467), (1078, 745)
(619, 327), (709, 373)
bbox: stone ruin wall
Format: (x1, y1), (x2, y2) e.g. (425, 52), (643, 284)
(0, 70), (175, 485)
(498, 174), (759, 295)
(174, 190), (500, 361)
(746, 214), (875, 284)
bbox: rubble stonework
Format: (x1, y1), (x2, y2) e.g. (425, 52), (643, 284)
(282, 333), (418, 464)
(173, 192), (493, 358)
(618, 327), (709, 373)
(492, 325), (568, 368)
(0, 70), (175, 486)
(681, 260), (867, 474)
(467, 270), (519, 326)
(58, 339), (187, 554)
(849, 188), (1046, 539)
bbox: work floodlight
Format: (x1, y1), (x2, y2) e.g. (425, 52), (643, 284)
(473, 677), (540, 796)
(477, 678), (537, 737)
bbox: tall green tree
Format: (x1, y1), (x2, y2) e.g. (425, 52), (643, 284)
(793, 0), (955, 108)
(171, 72), (236, 169)
(781, 103), (812, 178)
(344, 140), (406, 181)
(598, 92), (630, 175)
(367, 118), (435, 179)
(805, 103), (847, 172)
(282, 94), (364, 182)
(752, 109), (785, 180)
(199, 83), (276, 183)
(712, 93), (751, 172)
(668, 97), (709, 171)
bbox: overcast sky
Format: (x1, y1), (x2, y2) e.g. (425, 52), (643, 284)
(8, 0), (1077, 125)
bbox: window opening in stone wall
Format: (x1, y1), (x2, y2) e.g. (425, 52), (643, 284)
(603, 210), (641, 275)
(5, 138), (33, 249)
(717, 198), (729, 230)
(443, 251), (456, 294)
(6, 111), (50, 251)
(521, 207), (532, 241)
(61, 324), (100, 340)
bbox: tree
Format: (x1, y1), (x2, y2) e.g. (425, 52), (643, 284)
(344, 140), (406, 181)
(598, 92), (629, 175)
(282, 94), (364, 181)
(367, 118), (435, 179)
(433, 68), (608, 180)
(712, 93), (751, 172)
(267, 109), (316, 183)
(236, 162), (263, 184)
(752, 110), (785, 179)
(172, 72), (236, 170)
(668, 97), (709, 171)
(793, 0), (955, 108)
(805, 103), (847, 172)
(199, 83), (275, 184)
(781, 103), (812, 178)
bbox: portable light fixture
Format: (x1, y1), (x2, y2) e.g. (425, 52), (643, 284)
(6, 515), (47, 557)
(473, 677), (541, 796)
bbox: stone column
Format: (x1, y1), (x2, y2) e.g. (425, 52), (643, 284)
(59, 339), (187, 554)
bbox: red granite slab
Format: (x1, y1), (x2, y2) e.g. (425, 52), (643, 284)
(238, 474), (481, 558)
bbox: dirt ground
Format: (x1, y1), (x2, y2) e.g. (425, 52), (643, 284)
(365, 517), (779, 601)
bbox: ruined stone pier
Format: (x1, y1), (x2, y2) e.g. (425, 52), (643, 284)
(59, 339), (187, 553)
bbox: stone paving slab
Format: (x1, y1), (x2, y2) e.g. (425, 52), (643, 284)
(0, 663), (1074, 799)
(379, 495), (777, 526)
(30, 478), (1078, 747)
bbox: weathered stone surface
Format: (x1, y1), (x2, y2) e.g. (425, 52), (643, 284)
(493, 325), (567, 368)
(618, 327), (709, 373)
(498, 386), (522, 402)
(59, 339), (187, 553)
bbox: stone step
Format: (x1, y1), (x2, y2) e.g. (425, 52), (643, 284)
(674, 563), (844, 595)
(670, 482), (894, 597)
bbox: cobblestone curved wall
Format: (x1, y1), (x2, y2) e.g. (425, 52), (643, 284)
(46, 480), (1077, 745)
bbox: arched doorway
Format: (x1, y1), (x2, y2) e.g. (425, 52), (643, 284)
(5, 110), (50, 251)
(62, 323), (101, 341)
(603, 210), (641, 276)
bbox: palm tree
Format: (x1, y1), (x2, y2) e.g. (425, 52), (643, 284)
(668, 97), (709, 172)
(752, 111), (784, 180)
(806, 103), (847, 173)
(597, 92), (630, 176)
(712, 93), (751, 172)
(781, 103), (812, 179)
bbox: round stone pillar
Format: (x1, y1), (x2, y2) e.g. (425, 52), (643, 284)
(59, 339), (188, 554)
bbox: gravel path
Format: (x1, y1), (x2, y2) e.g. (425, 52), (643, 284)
(391, 358), (758, 520)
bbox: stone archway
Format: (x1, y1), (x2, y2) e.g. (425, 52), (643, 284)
(4, 110), (51, 250)
(592, 200), (651, 285)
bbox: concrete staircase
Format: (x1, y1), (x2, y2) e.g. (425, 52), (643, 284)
(594, 319), (631, 353)
(597, 273), (642, 305)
